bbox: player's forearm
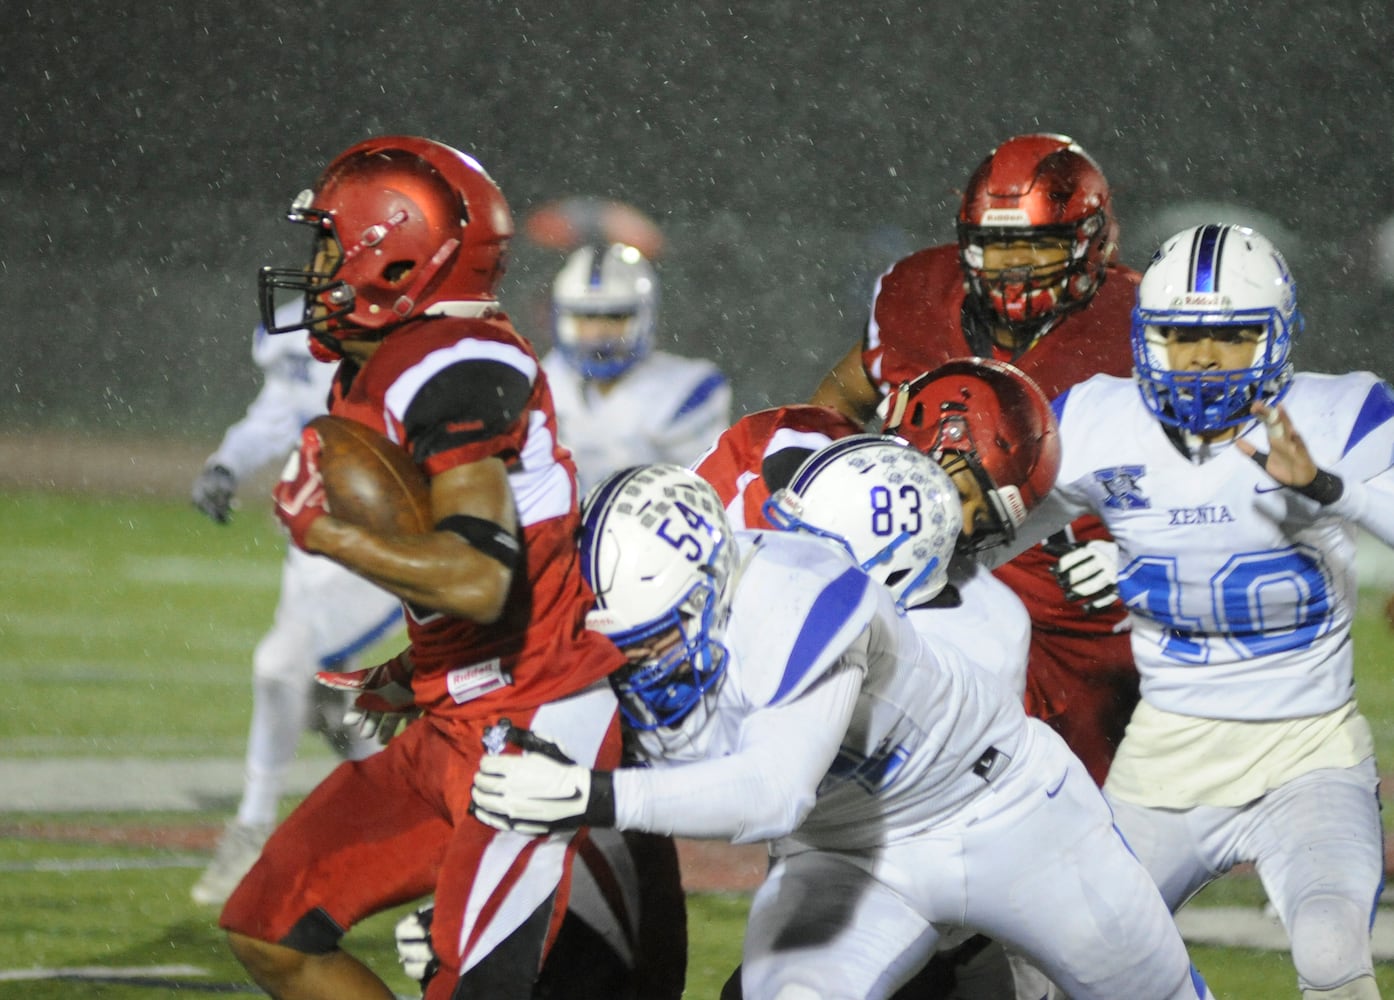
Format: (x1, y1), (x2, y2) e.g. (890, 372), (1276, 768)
(809, 344), (879, 425)
(614, 667), (861, 843)
(305, 517), (511, 621)
(612, 755), (816, 843)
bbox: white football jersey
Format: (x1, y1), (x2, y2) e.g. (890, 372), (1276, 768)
(210, 303), (337, 480)
(614, 531), (1028, 850)
(909, 560), (1031, 699)
(1042, 371), (1394, 720)
(542, 349), (731, 495)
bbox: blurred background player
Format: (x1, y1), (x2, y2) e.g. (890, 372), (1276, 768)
(544, 239), (711, 1000)
(811, 132), (1141, 785)
(1001, 224), (1394, 1000)
(543, 242), (732, 494)
(188, 301), (402, 906)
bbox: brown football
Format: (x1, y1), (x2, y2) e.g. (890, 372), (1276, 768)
(308, 415), (432, 534)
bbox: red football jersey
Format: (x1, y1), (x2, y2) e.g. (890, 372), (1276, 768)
(329, 313), (623, 718)
(862, 243), (1140, 636)
(692, 404), (863, 529)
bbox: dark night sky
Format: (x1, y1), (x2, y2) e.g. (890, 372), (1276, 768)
(6, 2), (1394, 436)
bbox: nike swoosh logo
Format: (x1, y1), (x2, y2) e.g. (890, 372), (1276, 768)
(1254, 484), (1285, 494)
(1046, 773), (1068, 798)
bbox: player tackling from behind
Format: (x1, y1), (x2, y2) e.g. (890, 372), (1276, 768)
(218, 135), (624, 1000)
(997, 224), (1394, 1000)
(471, 458), (1214, 1000)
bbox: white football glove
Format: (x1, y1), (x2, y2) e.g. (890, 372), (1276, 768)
(395, 903), (439, 988)
(471, 752), (615, 836)
(1051, 540), (1120, 612)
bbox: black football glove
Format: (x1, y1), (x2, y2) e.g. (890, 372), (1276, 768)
(191, 463), (237, 524)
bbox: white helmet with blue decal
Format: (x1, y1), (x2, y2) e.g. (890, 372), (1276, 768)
(580, 464), (738, 731)
(1132, 224), (1301, 434)
(553, 242), (658, 380)
(764, 435), (962, 612)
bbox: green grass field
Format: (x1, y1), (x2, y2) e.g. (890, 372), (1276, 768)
(4, 487), (1394, 997)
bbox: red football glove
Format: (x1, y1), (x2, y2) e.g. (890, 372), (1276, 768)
(273, 426), (329, 550)
(316, 651), (420, 745)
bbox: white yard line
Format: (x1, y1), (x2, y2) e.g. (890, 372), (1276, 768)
(0, 756), (337, 812)
(0, 964), (209, 982)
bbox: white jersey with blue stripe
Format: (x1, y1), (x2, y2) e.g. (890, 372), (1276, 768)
(212, 303), (335, 480)
(1043, 370), (1394, 720)
(542, 348), (731, 494)
(616, 530), (1027, 849)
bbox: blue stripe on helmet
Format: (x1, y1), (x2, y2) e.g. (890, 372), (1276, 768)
(587, 244), (606, 287)
(1191, 224), (1226, 293)
(579, 467), (643, 598)
(788, 435), (886, 495)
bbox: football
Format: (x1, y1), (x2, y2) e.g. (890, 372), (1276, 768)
(308, 415), (432, 534)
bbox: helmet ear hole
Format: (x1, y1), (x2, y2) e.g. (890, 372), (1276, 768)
(383, 261), (415, 283)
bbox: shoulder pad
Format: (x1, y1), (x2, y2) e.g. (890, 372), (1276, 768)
(726, 532), (879, 708)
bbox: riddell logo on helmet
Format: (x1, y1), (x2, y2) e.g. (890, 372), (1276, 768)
(1173, 293), (1231, 309)
(979, 209), (1032, 227)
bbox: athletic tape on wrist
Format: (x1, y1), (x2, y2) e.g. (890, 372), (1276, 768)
(435, 514), (521, 568)
(1294, 469), (1344, 505)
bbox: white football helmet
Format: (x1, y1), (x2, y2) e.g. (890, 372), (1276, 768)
(764, 435), (962, 612)
(552, 243), (658, 380)
(580, 464), (738, 731)
(1132, 224), (1302, 434)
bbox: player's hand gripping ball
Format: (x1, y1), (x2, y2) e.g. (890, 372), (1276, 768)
(273, 429), (330, 549)
(305, 415), (433, 535)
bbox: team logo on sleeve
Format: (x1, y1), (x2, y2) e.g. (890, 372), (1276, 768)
(1093, 466), (1149, 510)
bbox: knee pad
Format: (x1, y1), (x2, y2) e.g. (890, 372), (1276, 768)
(1303, 974), (1380, 1000)
(1289, 894), (1375, 992)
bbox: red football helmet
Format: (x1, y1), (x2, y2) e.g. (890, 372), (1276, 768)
(956, 133), (1118, 348)
(259, 135), (514, 358)
(882, 357), (1060, 551)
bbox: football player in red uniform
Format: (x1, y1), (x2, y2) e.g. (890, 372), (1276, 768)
(811, 133), (1141, 785)
(220, 136), (626, 1000)
(691, 404), (865, 529)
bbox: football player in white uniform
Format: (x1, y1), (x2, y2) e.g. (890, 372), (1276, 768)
(542, 242), (732, 494)
(189, 303), (402, 905)
(471, 459), (1214, 1000)
(999, 225), (1394, 1000)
